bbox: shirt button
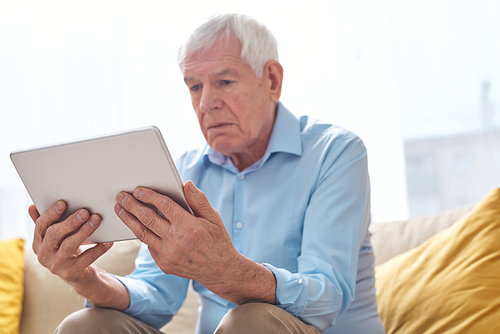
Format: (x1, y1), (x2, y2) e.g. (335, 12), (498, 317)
(238, 174), (245, 180)
(236, 222), (243, 229)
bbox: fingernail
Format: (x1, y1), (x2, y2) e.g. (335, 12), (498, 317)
(114, 204), (123, 216)
(54, 201), (64, 213)
(88, 215), (99, 227)
(77, 210), (87, 221)
(189, 181), (197, 194)
(117, 193), (125, 205)
(134, 188), (144, 199)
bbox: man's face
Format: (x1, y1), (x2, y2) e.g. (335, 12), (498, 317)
(181, 35), (277, 168)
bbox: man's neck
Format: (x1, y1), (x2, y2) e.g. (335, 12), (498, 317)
(230, 150), (265, 172)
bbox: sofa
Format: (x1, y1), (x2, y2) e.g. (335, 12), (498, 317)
(3, 188), (500, 334)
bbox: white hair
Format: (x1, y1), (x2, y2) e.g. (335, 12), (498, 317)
(178, 13), (279, 78)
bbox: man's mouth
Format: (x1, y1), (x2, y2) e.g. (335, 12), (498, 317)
(207, 122), (232, 131)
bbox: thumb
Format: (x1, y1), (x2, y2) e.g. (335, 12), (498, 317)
(184, 181), (222, 224)
(28, 204), (40, 223)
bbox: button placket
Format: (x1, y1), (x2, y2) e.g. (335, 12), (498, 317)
(232, 173), (245, 250)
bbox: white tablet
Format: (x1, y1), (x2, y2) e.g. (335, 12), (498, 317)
(11, 126), (192, 244)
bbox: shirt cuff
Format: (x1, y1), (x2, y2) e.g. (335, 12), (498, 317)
(262, 263), (308, 316)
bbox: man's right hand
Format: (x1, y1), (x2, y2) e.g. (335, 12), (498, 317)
(29, 201), (129, 310)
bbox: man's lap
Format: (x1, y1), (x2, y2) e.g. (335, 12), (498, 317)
(55, 308), (163, 334)
(55, 303), (320, 334)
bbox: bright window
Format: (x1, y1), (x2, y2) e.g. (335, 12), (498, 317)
(1, 0), (498, 241)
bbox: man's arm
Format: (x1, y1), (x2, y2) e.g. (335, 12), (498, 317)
(262, 134), (372, 331)
(29, 202), (130, 310)
(114, 181), (276, 306)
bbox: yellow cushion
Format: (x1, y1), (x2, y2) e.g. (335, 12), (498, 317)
(375, 188), (500, 334)
(0, 238), (25, 334)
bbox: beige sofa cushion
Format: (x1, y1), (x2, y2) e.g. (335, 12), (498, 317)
(370, 205), (472, 266)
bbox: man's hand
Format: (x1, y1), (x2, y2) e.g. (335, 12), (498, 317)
(29, 202), (129, 310)
(114, 181), (276, 305)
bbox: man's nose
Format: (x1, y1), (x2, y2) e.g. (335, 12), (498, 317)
(199, 85), (223, 113)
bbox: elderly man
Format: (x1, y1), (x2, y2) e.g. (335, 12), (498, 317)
(29, 14), (385, 334)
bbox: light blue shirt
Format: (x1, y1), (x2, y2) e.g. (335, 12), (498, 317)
(114, 103), (384, 333)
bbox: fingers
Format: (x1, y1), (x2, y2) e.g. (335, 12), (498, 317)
(35, 201), (66, 230)
(34, 208), (108, 282)
(183, 181), (222, 224)
(115, 183), (222, 251)
(132, 187), (185, 221)
(56, 242), (114, 281)
(32, 200), (103, 259)
(33, 200), (67, 253)
(29, 201), (112, 287)
(78, 242), (114, 266)
(114, 193), (163, 247)
(41, 240), (113, 282)
(54, 214), (102, 254)
(36, 211), (101, 260)
(44, 209), (89, 244)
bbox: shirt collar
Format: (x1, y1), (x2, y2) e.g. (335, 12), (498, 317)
(263, 102), (302, 158)
(203, 102), (302, 171)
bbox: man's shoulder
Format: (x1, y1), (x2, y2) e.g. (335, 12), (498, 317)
(298, 115), (363, 145)
(296, 115), (368, 175)
(175, 145), (208, 172)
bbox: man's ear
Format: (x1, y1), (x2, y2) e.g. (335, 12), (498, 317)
(263, 60), (283, 103)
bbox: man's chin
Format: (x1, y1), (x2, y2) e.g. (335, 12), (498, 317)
(208, 140), (241, 157)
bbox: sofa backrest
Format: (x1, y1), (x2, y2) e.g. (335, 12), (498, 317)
(370, 205), (472, 266)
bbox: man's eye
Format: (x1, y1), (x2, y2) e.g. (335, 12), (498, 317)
(220, 80), (232, 86)
(190, 84), (201, 92)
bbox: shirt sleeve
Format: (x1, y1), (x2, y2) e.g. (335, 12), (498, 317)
(106, 244), (190, 329)
(263, 133), (371, 332)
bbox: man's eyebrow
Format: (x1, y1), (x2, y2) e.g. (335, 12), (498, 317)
(215, 69), (240, 77)
(184, 69), (240, 83)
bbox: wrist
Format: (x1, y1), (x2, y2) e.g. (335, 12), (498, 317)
(206, 254), (277, 305)
(73, 265), (130, 310)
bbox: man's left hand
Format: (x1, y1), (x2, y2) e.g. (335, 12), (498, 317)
(114, 180), (276, 305)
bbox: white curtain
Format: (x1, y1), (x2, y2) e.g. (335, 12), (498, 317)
(0, 0), (417, 241)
